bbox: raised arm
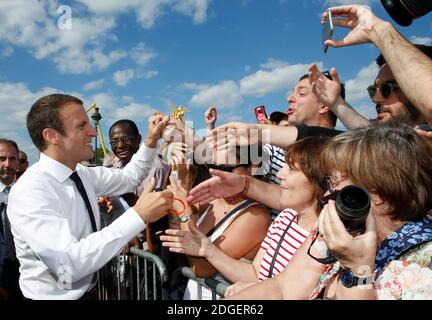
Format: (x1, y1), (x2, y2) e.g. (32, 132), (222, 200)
(188, 169), (291, 211)
(324, 5), (432, 123)
(208, 122), (299, 150)
(308, 64), (371, 130)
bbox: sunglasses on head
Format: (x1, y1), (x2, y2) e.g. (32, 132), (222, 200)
(367, 82), (399, 99)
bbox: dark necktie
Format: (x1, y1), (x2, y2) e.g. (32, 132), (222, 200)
(2, 186), (16, 260)
(69, 172), (97, 232)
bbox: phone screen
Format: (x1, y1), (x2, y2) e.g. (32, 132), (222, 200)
(254, 106), (268, 124)
(321, 10), (333, 53)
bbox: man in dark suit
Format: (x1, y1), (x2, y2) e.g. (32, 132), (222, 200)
(0, 139), (22, 299)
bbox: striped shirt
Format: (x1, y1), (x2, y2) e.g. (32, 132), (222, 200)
(262, 144), (286, 221)
(258, 209), (309, 281)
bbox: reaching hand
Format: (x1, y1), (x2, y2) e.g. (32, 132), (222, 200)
(309, 64), (342, 108)
(224, 281), (257, 298)
(205, 106), (218, 129)
(187, 169), (246, 205)
(323, 5), (383, 48)
(206, 122), (260, 152)
(145, 112), (170, 147)
(318, 200), (377, 274)
(161, 220), (213, 257)
(167, 142), (193, 167)
(133, 177), (173, 223)
(98, 196), (114, 214)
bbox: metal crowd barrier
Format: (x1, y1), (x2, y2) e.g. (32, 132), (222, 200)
(180, 266), (229, 300)
(97, 248), (230, 300)
(98, 247), (169, 300)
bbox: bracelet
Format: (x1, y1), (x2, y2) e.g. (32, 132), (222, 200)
(169, 197), (188, 216)
(241, 175), (250, 196)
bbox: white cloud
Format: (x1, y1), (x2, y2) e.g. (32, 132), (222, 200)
(0, 1), (128, 74)
(410, 36), (432, 46)
(110, 102), (158, 120)
(0, 0), (209, 74)
(139, 70), (160, 79)
(190, 80), (243, 108)
(113, 68), (159, 86)
(113, 69), (136, 86)
(78, 0), (211, 29)
(260, 58), (289, 70)
(83, 79), (105, 91)
(0, 81), (63, 163)
(130, 42), (157, 66)
(345, 62), (378, 103)
(244, 65), (251, 72)
(187, 59), (324, 109)
(240, 61), (323, 97)
(90, 92), (158, 123)
(172, 0), (210, 24)
(180, 82), (210, 91)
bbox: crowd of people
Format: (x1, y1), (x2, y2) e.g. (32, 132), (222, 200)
(1, 4), (432, 300)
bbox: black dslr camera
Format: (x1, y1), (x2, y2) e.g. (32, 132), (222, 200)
(308, 185), (371, 264)
(381, 0), (432, 26)
(321, 185), (371, 236)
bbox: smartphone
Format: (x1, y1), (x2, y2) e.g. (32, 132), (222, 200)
(254, 106), (268, 124)
(322, 10), (333, 54)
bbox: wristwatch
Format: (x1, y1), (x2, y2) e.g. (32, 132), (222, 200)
(340, 267), (374, 288)
(179, 214), (193, 223)
(170, 214), (193, 223)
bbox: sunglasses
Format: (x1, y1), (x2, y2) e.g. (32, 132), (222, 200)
(367, 82), (399, 99)
(206, 163), (248, 172)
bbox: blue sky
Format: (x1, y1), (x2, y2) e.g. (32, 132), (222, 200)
(0, 0), (431, 164)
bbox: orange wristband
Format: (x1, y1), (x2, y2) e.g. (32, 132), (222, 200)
(169, 197), (188, 216)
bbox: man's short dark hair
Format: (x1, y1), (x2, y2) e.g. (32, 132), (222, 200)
(109, 119), (140, 138)
(27, 94), (83, 151)
(376, 44), (432, 67)
(0, 139), (19, 154)
(299, 72), (345, 127)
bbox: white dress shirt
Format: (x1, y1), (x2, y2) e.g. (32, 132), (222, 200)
(7, 144), (156, 299)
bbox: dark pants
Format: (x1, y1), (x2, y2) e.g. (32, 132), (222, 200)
(0, 258), (23, 300)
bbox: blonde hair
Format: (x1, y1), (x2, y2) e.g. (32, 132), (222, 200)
(322, 124), (432, 221)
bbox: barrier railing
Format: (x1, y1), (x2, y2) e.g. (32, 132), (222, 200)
(98, 248), (169, 300)
(180, 266), (229, 300)
(98, 250), (230, 300)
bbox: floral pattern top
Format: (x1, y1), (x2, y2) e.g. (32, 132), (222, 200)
(376, 241), (432, 300)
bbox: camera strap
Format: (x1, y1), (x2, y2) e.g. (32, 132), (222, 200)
(267, 214), (298, 278)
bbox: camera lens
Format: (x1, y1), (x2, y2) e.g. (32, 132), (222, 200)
(381, 0), (432, 26)
(335, 185), (371, 236)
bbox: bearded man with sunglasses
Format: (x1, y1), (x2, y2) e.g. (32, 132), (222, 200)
(309, 4), (432, 130)
(308, 44), (431, 130)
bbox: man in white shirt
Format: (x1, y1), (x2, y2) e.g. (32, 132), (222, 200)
(7, 94), (173, 300)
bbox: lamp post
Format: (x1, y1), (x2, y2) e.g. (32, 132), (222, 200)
(91, 107), (102, 165)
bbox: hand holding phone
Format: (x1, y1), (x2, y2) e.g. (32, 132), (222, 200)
(254, 106), (268, 124)
(322, 10), (333, 53)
